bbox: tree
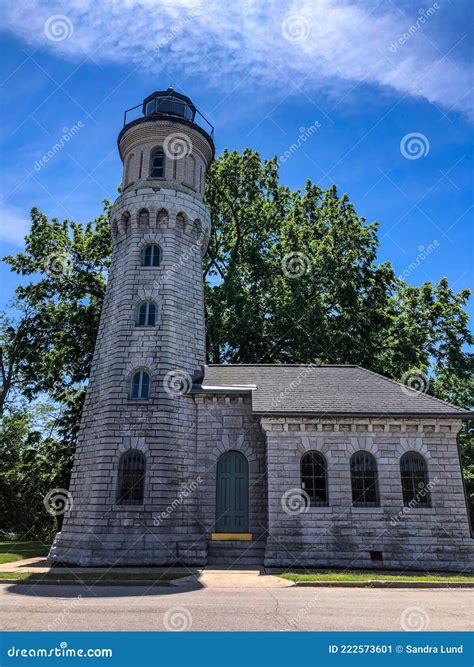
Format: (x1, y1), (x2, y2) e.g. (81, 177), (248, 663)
(205, 150), (473, 392)
(0, 306), (35, 415)
(0, 402), (74, 539)
(1, 150), (472, 534)
(3, 204), (111, 415)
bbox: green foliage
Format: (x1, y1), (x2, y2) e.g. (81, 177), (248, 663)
(205, 150), (473, 399)
(458, 421), (474, 527)
(0, 404), (74, 540)
(0, 204), (110, 539)
(0, 152), (472, 536)
(3, 205), (111, 404)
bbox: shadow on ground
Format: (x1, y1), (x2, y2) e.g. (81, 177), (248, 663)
(4, 575), (204, 598)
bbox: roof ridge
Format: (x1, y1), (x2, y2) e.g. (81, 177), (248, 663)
(354, 365), (470, 414)
(205, 363), (357, 368)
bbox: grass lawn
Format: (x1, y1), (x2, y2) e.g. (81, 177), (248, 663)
(0, 571), (186, 583)
(0, 541), (51, 565)
(278, 571), (474, 583)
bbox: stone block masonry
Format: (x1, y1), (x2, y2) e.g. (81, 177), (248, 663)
(262, 417), (473, 573)
(50, 105), (215, 567)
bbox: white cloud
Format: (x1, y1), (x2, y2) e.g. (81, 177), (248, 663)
(0, 0), (472, 118)
(0, 203), (30, 244)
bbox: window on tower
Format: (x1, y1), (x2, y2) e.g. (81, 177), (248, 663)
(142, 244), (161, 267)
(150, 149), (165, 178)
(130, 370), (150, 400)
(117, 451), (146, 505)
(136, 301), (156, 327)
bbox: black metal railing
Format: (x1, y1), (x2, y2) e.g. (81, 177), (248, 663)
(123, 96), (214, 139)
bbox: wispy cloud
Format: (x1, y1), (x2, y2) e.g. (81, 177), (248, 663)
(0, 203), (30, 245)
(0, 0), (472, 118)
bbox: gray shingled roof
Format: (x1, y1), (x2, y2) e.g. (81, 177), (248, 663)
(200, 364), (470, 418)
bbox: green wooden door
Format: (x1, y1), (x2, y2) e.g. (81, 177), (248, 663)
(216, 451), (249, 533)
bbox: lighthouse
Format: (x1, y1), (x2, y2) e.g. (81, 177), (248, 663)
(50, 89), (215, 565)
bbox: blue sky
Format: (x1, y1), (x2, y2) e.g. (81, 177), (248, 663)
(0, 0), (472, 318)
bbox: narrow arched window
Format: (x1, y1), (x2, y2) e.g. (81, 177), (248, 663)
(350, 451), (379, 507)
(137, 208), (149, 228)
(142, 244), (161, 267)
(124, 153), (134, 187)
(301, 452), (328, 506)
(400, 452), (430, 507)
(150, 149), (165, 178)
(136, 301), (156, 327)
(121, 212), (130, 234)
(117, 451), (145, 505)
(187, 155), (196, 187)
(130, 370), (150, 400)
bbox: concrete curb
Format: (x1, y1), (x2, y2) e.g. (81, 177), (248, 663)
(293, 580), (474, 589)
(1, 577), (472, 588)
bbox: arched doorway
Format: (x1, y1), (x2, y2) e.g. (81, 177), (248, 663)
(215, 450), (249, 533)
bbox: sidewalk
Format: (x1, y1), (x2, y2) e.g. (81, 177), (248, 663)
(0, 557), (291, 588)
(1, 558), (471, 588)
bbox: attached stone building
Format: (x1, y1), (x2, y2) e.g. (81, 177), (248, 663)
(49, 89), (473, 572)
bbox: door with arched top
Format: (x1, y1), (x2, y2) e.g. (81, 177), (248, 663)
(215, 451), (249, 533)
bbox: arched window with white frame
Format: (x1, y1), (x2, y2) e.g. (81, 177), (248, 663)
(135, 301), (156, 327)
(129, 370), (150, 400)
(142, 244), (161, 267)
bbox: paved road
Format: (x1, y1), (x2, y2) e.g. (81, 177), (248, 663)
(0, 583), (472, 631)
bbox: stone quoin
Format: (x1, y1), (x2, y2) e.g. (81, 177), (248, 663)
(49, 89), (473, 571)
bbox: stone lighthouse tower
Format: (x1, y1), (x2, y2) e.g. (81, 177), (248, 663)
(50, 89), (214, 565)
